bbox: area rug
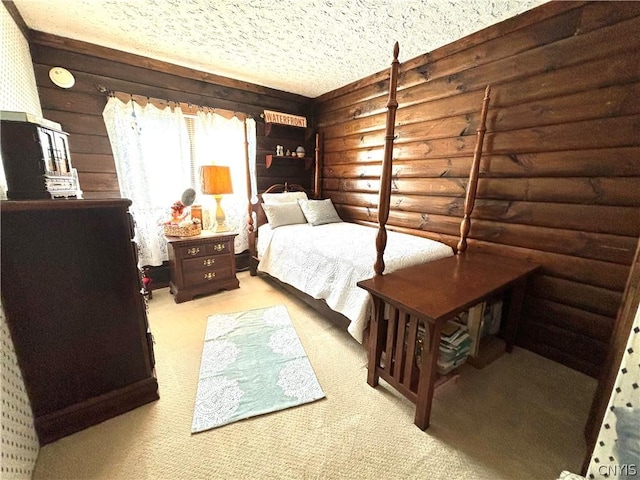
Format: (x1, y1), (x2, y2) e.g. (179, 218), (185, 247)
(191, 305), (325, 433)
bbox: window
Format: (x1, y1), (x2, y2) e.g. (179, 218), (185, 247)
(103, 96), (256, 266)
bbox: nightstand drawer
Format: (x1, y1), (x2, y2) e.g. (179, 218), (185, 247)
(183, 262), (233, 286)
(175, 240), (230, 259)
(182, 255), (231, 274)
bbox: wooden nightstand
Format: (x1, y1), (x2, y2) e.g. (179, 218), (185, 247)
(166, 231), (239, 303)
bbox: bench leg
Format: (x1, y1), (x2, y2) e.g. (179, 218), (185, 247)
(367, 297), (386, 388)
(414, 320), (442, 430)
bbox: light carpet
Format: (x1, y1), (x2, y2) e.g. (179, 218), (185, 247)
(191, 304), (325, 433)
(32, 273), (597, 480)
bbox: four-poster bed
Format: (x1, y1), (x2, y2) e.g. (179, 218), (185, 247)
(246, 43), (539, 428)
(246, 42), (485, 340)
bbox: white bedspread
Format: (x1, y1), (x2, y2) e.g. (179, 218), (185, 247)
(257, 222), (454, 343)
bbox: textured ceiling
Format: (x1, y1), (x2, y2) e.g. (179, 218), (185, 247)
(14, 0), (547, 98)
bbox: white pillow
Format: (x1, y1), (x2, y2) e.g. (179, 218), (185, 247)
(298, 199), (342, 226)
(262, 202), (307, 228)
(262, 191), (308, 204)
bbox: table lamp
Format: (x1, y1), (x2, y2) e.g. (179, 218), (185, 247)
(200, 165), (233, 232)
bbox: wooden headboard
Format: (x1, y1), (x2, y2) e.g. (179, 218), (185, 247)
(246, 182), (309, 273)
(249, 182), (310, 230)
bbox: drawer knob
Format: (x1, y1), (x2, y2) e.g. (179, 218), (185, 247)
(204, 272), (216, 280)
(187, 247), (200, 256)
(203, 258), (215, 267)
(213, 243), (225, 252)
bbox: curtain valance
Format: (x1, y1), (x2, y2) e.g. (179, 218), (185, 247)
(108, 90), (249, 121)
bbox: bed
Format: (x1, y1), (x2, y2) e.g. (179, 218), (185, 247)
(246, 42), (491, 346)
(256, 213), (453, 342)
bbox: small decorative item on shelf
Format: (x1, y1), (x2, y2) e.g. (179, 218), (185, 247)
(191, 204), (202, 223)
(296, 146), (305, 158)
(285, 149), (291, 156)
(162, 200), (202, 237)
(276, 145), (284, 156)
(291, 150), (297, 157)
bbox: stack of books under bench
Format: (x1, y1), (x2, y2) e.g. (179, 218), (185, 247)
(438, 321), (471, 375)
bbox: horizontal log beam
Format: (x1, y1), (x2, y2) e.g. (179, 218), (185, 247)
(67, 133), (113, 156)
(328, 191), (639, 237)
(332, 202), (636, 265)
(42, 108), (108, 136)
(529, 275), (622, 318)
(469, 218), (636, 265)
(323, 148), (640, 179)
(467, 239), (630, 292)
(77, 172), (119, 192)
(473, 200), (640, 237)
(71, 153), (116, 174)
(526, 296), (614, 343)
(81, 190), (121, 199)
(324, 176), (640, 206)
(517, 321), (605, 378)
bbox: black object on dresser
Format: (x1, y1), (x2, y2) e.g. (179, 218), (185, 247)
(166, 231), (240, 303)
(0, 199), (159, 445)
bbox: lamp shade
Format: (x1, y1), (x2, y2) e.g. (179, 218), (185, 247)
(200, 165), (233, 195)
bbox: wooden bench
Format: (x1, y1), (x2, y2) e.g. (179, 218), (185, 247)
(357, 252), (539, 430)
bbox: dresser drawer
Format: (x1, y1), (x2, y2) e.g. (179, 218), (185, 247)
(175, 239), (230, 259)
(183, 258), (232, 286)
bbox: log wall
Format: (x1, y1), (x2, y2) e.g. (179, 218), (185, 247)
(314, 1), (640, 377)
(29, 32), (313, 198)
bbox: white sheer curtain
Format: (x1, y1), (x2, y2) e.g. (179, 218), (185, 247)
(247, 117), (257, 203)
(103, 96), (257, 265)
(103, 97), (191, 266)
(193, 111), (254, 253)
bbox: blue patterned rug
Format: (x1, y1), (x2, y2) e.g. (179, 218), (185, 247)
(191, 305), (325, 433)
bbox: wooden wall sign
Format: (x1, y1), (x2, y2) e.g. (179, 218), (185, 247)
(263, 110), (307, 128)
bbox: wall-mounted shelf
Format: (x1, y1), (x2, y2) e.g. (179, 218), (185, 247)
(266, 154), (313, 170)
(264, 122), (312, 141)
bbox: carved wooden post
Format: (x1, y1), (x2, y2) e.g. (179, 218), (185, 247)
(314, 132), (322, 199)
(244, 118), (255, 257)
(374, 42), (400, 276)
(456, 85), (491, 254)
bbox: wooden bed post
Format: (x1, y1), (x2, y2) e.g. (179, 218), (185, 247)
(314, 132), (322, 199)
(456, 85), (491, 254)
(244, 118), (257, 274)
(244, 118), (253, 237)
(374, 42), (400, 276)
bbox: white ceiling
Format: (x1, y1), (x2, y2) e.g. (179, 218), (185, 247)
(14, 0), (547, 98)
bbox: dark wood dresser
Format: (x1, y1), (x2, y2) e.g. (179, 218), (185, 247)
(166, 231), (240, 303)
(0, 199), (159, 445)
